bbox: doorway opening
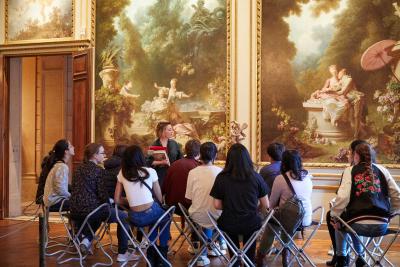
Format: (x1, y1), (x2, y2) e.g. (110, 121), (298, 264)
(8, 55), (73, 217)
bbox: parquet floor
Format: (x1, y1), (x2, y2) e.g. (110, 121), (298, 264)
(0, 219), (399, 267)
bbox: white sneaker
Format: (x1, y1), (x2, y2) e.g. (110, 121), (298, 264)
(207, 243), (226, 256)
(117, 251), (140, 262)
(79, 238), (91, 255)
(219, 239), (228, 250)
(196, 255), (211, 266)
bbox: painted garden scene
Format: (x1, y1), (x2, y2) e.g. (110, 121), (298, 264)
(7, 0), (73, 41)
(95, 0), (228, 156)
(261, 0), (400, 164)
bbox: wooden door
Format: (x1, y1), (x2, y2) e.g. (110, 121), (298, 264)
(0, 55), (9, 219)
(72, 50), (92, 168)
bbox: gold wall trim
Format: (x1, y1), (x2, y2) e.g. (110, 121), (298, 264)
(226, 0), (232, 148)
(256, 0), (262, 163)
(90, 0), (95, 47)
(313, 185), (339, 191)
(4, 0), (75, 44)
(0, 40), (90, 55)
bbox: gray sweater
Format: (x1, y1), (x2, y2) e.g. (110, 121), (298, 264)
(43, 162), (71, 207)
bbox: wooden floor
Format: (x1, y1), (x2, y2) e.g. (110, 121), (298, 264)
(0, 219), (399, 267)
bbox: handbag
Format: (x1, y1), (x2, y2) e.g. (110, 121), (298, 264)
(274, 173), (306, 234)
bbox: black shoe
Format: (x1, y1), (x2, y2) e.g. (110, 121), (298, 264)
(282, 248), (291, 267)
(326, 255), (337, 266)
(355, 257), (367, 267)
(146, 246), (158, 267)
(157, 246), (170, 267)
(335, 256), (348, 267)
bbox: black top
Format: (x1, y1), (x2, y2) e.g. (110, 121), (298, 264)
(259, 161), (280, 195)
(70, 161), (109, 217)
(342, 164), (390, 223)
(103, 155), (123, 199)
(210, 172), (269, 233)
(150, 138), (182, 187)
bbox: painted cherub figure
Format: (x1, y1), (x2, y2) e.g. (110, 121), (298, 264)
(154, 78), (192, 103)
(230, 121), (248, 144)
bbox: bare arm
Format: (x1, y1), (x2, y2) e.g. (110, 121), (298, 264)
(114, 181), (128, 206)
(152, 181), (163, 203)
(259, 195), (270, 211)
(213, 198), (223, 210)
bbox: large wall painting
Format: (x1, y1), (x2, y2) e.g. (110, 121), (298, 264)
(259, 0), (400, 166)
(95, 0), (229, 157)
(5, 0), (73, 42)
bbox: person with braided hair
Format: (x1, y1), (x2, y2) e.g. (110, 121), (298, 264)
(330, 143), (400, 267)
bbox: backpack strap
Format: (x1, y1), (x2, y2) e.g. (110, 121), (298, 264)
(282, 172), (297, 196)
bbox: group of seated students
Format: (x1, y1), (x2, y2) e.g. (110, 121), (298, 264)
(39, 121), (400, 267)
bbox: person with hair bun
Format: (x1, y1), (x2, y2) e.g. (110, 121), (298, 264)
(43, 139), (74, 211)
(331, 143), (400, 267)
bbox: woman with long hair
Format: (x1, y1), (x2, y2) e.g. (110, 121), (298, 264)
(43, 139), (74, 211)
(115, 145), (171, 266)
(257, 149), (313, 267)
(331, 143), (400, 267)
(210, 143), (269, 266)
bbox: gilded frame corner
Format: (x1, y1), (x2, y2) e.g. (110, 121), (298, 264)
(255, 0), (400, 169)
(4, 0), (75, 44)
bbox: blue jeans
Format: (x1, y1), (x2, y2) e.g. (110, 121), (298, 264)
(335, 223), (388, 256)
(128, 202), (171, 247)
(74, 206), (129, 254)
(200, 228), (224, 256)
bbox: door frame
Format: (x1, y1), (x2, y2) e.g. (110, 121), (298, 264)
(0, 41), (91, 218)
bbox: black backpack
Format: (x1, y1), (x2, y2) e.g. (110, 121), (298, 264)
(274, 173), (306, 234)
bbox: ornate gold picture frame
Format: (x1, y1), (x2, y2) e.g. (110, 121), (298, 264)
(256, 0), (400, 168)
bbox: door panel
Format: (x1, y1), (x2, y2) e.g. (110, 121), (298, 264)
(0, 55), (9, 218)
(72, 50), (92, 168)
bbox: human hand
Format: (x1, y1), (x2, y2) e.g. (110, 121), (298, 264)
(331, 220), (341, 230)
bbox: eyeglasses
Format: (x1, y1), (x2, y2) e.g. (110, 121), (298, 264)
(98, 152), (106, 155)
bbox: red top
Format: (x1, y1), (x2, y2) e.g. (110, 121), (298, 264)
(162, 158), (200, 208)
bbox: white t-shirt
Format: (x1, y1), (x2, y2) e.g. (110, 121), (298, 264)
(117, 167), (158, 207)
(185, 165), (222, 228)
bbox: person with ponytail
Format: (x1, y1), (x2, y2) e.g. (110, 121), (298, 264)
(331, 143), (400, 267)
(43, 139), (74, 211)
(114, 145), (171, 266)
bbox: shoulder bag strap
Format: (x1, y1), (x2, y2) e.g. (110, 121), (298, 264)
(140, 179), (162, 205)
(282, 172), (297, 197)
